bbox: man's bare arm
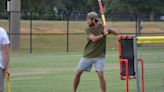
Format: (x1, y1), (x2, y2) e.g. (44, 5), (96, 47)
(2, 44), (10, 73)
(108, 29), (119, 35)
(88, 34), (104, 42)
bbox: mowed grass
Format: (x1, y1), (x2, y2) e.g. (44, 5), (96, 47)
(1, 19), (163, 53)
(0, 20), (163, 33)
(10, 52), (135, 92)
(18, 34), (118, 53)
(1, 19), (163, 91)
(9, 49), (164, 92)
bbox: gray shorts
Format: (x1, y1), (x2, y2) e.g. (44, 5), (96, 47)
(77, 57), (105, 72)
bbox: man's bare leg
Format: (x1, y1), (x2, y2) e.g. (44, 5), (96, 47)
(97, 72), (106, 92)
(73, 69), (83, 92)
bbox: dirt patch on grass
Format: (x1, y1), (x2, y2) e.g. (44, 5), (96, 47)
(113, 27), (163, 34)
(21, 28), (85, 34)
(43, 28), (65, 34)
(21, 27), (163, 34)
(141, 28), (164, 33)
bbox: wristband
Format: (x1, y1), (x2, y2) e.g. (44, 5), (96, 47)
(108, 29), (112, 34)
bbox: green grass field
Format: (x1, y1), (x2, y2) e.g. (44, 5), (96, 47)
(9, 52), (133, 92)
(9, 49), (164, 92)
(1, 19), (163, 91)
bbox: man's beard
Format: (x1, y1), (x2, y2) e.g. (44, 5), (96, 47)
(89, 23), (94, 27)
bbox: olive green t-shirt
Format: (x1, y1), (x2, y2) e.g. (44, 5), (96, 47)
(83, 24), (106, 58)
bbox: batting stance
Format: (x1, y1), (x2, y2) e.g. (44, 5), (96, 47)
(0, 27), (10, 92)
(73, 12), (119, 92)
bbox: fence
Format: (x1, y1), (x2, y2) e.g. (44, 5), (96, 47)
(0, 11), (164, 53)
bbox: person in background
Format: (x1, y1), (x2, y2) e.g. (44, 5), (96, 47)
(0, 27), (10, 92)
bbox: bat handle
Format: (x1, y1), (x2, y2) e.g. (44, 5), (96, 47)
(4, 72), (10, 80)
(5, 72), (11, 92)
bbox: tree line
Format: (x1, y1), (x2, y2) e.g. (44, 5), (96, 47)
(0, 0), (163, 14)
(0, 0), (164, 20)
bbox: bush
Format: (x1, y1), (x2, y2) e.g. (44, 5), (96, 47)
(0, 12), (8, 19)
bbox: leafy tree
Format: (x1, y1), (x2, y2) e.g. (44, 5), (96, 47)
(20, 0), (164, 20)
(0, 0), (7, 11)
(57, 0), (99, 13)
(104, 0), (164, 14)
(22, 0), (53, 12)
